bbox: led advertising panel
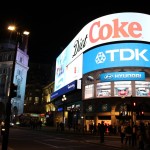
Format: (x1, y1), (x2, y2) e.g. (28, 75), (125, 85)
(54, 12), (150, 92)
(96, 82), (111, 97)
(55, 50), (67, 91)
(83, 43), (150, 74)
(56, 13), (150, 67)
(51, 80), (79, 100)
(114, 81), (132, 97)
(135, 81), (150, 96)
(54, 53), (82, 91)
(100, 72), (145, 82)
(65, 55), (82, 86)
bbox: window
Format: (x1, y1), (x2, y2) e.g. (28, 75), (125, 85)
(19, 57), (23, 63)
(96, 82), (111, 97)
(135, 81), (150, 97)
(17, 69), (21, 75)
(0, 55), (2, 61)
(84, 84), (94, 99)
(35, 97), (39, 104)
(8, 54), (12, 61)
(85, 75), (94, 84)
(114, 81), (132, 97)
(29, 97), (32, 101)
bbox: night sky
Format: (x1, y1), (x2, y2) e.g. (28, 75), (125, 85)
(0, 0), (150, 65)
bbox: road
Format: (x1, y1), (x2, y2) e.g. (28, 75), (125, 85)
(0, 127), (122, 150)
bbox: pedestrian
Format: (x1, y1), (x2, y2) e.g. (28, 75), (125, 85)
(132, 124), (137, 147)
(93, 124), (97, 135)
(138, 122), (145, 150)
(98, 123), (101, 135)
(120, 124), (126, 144)
(138, 131), (144, 150)
(38, 120), (42, 130)
(100, 121), (105, 143)
(56, 122), (60, 131)
(125, 123), (132, 145)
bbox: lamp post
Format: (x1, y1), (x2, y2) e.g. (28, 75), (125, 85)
(8, 25), (16, 44)
(62, 95), (67, 125)
(120, 96), (127, 122)
(2, 25), (29, 150)
(130, 95), (135, 128)
(81, 115), (84, 134)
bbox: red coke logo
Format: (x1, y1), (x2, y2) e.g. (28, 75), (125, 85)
(89, 19), (142, 43)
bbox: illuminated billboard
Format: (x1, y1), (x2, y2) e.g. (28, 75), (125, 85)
(57, 12), (150, 67)
(54, 12), (150, 92)
(84, 79), (150, 99)
(83, 43), (150, 74)
(100, 72), (145, 82)
(55, 53), (82, 91)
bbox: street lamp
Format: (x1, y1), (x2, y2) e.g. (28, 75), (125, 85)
(130, 95), (136, 128)
(8, 25), (30, 52)
(7, 26), (16, 31)
(2, 25), (30, 150)
(62, 95), (67, 125)
(7, 25), (16, 44)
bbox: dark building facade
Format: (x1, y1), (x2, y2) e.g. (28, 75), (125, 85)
(0, 30), (29, 122)
(23, 62), (55, 125)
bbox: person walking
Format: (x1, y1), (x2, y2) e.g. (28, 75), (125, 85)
(120, 124), (126, 144)
(100, 121), (105, 143)
(138, 122), (145, 150)
(138, 130), (144, 150)
(125, 123), (132, 146)
(132, 124), (137, 147)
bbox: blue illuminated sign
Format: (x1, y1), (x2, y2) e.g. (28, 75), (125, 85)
(58, 108), (63, 111)
(83, 43), (150, 74)
(100, 72), (145, 82)
(51, 80), (77, 100)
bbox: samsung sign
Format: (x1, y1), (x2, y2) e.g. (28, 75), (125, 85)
(100, 72), (145, 82)
(83, 43), (150, 74)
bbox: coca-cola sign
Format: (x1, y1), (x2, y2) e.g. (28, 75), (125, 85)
(68, 13), (150, 65)
(89, 18), (142, 43)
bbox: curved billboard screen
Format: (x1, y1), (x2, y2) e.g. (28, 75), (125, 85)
(83, 43), (150, 74)
(54, 12), (150, 92)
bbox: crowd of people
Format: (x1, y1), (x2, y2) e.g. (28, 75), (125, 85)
(29, 119), (42, 130)
(120, 122), (150, 150)
(40, 119), (150, 150)
(60, 120), (150, 149)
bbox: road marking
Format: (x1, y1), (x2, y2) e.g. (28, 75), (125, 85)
(34, 140), (59, 148)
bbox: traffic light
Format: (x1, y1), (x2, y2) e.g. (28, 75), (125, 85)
(10, 83), (18, 98)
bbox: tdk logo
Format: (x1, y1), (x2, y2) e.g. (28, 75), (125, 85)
(95, 52), (106, 63)
(95, 49), (148, 64)
(104, 74), (113, 80)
